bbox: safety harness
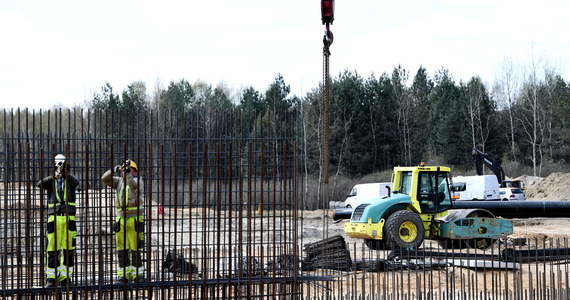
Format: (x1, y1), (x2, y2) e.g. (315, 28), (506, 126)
(49, 179), (76, 215)
(117, 182), (142, 214)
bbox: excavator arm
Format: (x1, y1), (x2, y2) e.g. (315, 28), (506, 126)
(472, 148), (505, 185)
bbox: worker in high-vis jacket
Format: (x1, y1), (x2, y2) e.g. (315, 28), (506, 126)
(101, 159), (145, 284)
(37, 154), (80, 288)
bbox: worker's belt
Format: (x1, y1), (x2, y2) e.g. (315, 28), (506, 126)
(48, 203), (76, 215)
(50, 212), (75, 216)
(49, 202), (76, 207)
(118, 206), (142, 212)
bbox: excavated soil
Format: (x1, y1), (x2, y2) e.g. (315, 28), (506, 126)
(524, 172), (570, 201)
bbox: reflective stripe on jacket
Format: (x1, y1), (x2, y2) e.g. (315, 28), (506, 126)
(101, 170), (144, 217)
(37, 174), (79, 215)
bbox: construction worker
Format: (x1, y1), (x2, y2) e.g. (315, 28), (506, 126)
(37, 154), (80, 288)
(101, 159), (145, 283)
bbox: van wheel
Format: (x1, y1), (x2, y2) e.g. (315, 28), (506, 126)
(346, 205), (352, 208)
(502, 198), (508, 201)
(384, 210), (425, 249)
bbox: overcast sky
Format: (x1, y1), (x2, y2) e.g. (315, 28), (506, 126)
(1, 0), (569, 109)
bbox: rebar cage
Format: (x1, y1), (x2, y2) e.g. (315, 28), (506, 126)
(0, 108), (318, 299)
(2, 108), (570, 300)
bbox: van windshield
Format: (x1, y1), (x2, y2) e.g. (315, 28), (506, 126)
(452, 182), (466, 191)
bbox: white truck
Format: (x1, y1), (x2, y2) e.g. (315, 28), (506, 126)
(342, 182), (391, 208)
(451, 175), (500, 201)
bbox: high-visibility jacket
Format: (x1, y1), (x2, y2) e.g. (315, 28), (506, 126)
(37, 174), (80, 215)
(101, 170), (143, 217)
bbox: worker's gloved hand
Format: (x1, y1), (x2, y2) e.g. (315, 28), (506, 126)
(113, 165), (121, 173)
(54, 164), (64, 178)
(122, 159), (131, 173)
(54, 167), (63, 179)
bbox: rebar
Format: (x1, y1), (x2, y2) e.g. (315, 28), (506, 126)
(2, 108), (570, 299)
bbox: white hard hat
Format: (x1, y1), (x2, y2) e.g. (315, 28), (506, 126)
(55, 154), (66, 166)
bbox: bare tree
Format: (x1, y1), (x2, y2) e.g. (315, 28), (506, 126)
(392, 67), (412, 165)
(493, 58), (523, 161)
(517, 55), (556, 176)
(542, 73), (559, 161)
(466, 77), (492, 152)
(300, 88), (324, 209)
(333, 96), (351, 190)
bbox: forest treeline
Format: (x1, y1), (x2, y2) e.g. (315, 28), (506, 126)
(3, 64), (570, 181)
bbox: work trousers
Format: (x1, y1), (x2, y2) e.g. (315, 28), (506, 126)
(46, 214), (76, 281)
(115, 215), (145, 280)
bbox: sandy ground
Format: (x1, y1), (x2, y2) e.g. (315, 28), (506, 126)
(2, 172), (570, 297)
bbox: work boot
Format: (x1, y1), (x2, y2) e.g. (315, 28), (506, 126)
(59, 278), (71, 287)
(133, 276), (146, 284)
(115, 276), (129, 284)
(45, 278), (56, 288)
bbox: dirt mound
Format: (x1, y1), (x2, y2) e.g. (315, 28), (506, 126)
(524, 172), (570, 201)
(515, 175), (543, 188)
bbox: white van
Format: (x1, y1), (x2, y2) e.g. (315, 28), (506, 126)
(451, 175), (500, 201)
(343, 182), (391, 208)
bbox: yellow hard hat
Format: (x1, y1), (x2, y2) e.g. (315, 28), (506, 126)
(128, 160), (138, 171)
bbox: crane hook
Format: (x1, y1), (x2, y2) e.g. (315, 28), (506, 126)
(323, 28), (334, 47)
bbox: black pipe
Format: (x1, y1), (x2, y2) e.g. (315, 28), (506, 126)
(333, 201), (570, 220)
(333, 208), (352, 220)
(501, 247), (570, 263)
(388, 248), (500, 260)
(452, 200), (570, 218)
